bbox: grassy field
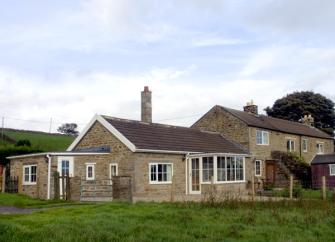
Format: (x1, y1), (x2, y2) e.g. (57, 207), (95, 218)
(2, 129), (75, 151)
(0, 194), (334, 242)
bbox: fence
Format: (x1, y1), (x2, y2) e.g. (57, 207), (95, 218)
(250, 175), (335, 201)
(5, 176), (18, 193)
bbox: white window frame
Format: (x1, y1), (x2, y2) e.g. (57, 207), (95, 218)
(109, 163), (118, 178)
(287, 139), (295, 152)
(255, 160), (262, 176)
(329, 164), (335, 176)
(149, 162), (173, 184)
(201, 156), (214, 184)
(317, 142), (324, 154)
(302, 139), (308, 153)
(22, 165), (37, 185)
(86, 163), (95, 181)
(215, 156), (246, 184)
(256, 130), (269, 145)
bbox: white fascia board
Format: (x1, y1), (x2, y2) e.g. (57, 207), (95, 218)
(66, 114), (136, 152)
(7, 152), (110, 159)
(187, 152), (250, 158)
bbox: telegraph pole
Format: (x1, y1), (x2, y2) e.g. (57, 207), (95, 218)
(1, 117), (4, 142)
(49, 118), (53, 133)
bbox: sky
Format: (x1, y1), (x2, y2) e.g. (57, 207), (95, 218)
(1, 0), (335, 132)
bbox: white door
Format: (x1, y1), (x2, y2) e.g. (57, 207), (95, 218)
(57, 157), (74, 198)
(189, 158), (201, 194)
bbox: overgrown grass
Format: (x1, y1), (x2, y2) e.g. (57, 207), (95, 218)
(273, 188), (335, 201)
(0, 194), (335, 242)
(0, 193), (70, 208)
(2, 130), (75, 151)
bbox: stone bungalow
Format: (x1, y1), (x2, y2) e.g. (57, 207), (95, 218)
(192, 103), (334, 186)
(8, 87), (251, 202)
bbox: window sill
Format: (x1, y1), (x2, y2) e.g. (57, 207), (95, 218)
(256, 144), (269, 146)
(149, 181), (172, 185)
(23, 183), (36, 186)
(202, 180), (246, 184)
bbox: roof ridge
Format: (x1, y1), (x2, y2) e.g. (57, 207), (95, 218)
(101, 115), (222, 135)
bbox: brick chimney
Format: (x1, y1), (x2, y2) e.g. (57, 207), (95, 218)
(141, 86), (152, 123)
(302, 114), (314, 126)
(243, 100), (258, 115)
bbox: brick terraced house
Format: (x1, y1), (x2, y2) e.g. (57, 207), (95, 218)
(192, 102), (334, 187)
(8, 87), (251, 202)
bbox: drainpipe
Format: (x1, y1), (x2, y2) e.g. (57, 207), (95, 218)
(46, 154), (51, 200)
(185, 153), (190, 195)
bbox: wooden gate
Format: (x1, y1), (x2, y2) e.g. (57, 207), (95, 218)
(54, 171), (71, 200)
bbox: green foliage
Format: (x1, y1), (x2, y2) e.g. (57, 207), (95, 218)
(0, 194), (334, 242)
(3, 129), (75, 151)
(15, 139), (31, 147)
(0, 146), (43, 165)
(265, 91), (335, 135)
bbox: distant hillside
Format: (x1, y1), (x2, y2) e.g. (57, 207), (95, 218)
(0, 128), (75, 151)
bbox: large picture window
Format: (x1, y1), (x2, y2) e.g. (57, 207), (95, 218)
(256, 130), (269, 145)
(216, 156), (244, 182)
(149, 163), (172, 184)
(23, 165), (37, 185)
(202, 157), (214, 182)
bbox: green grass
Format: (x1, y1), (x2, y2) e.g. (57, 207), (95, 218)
(0, 194), (335, 242)
(0, 193), (71, 208)
(274, 188), (335, 201)
(2, 129), (75, 151)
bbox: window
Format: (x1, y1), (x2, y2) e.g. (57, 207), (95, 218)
(330, 164), (335, 176)
(23, 165), (37, 185)
(216, 156), (244, 182)
(255, 160), (262, 176)
(287, 140), (295, 152)
(149, 163), (172, 184)
(110, 163), (118, 178)
(217, 156), (226, 182)
(86, 163), (95, 180)
(202, 157), (214, 183)
(256, 130), (269, 145)
(302, 139), (308, 152)
(317, 143), (324, 154)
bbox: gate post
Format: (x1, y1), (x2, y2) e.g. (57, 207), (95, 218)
(54, 171), (60, 200)
(1, 167), (5, 193)
(66, 176), (71, 201)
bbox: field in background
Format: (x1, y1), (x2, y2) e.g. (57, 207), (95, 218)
(0, 194), (334, 242)
(1, 128), (75, 151)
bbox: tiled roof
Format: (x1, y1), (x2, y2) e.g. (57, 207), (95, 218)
(102, 116), (248, 154)
(311, 154), (335, 165)
(219, 106), (332, 139)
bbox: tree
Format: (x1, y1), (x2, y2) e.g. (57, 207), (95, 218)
(265, 91), (335, 135)
(15, 139), (31, 147)
(57, 123), (79, 136)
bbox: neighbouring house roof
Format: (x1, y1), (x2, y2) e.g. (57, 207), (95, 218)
(311, 154), (335, 165)
(67, 114), (249, 155)
(218, 106), (332, 139)
(102, 116), (248, 154)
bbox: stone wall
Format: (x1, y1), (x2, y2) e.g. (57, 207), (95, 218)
(192, 106), (250, 147)
(10, 156), (49, 199)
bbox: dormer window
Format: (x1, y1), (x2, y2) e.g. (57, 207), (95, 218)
(256, 130), (269, 145)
